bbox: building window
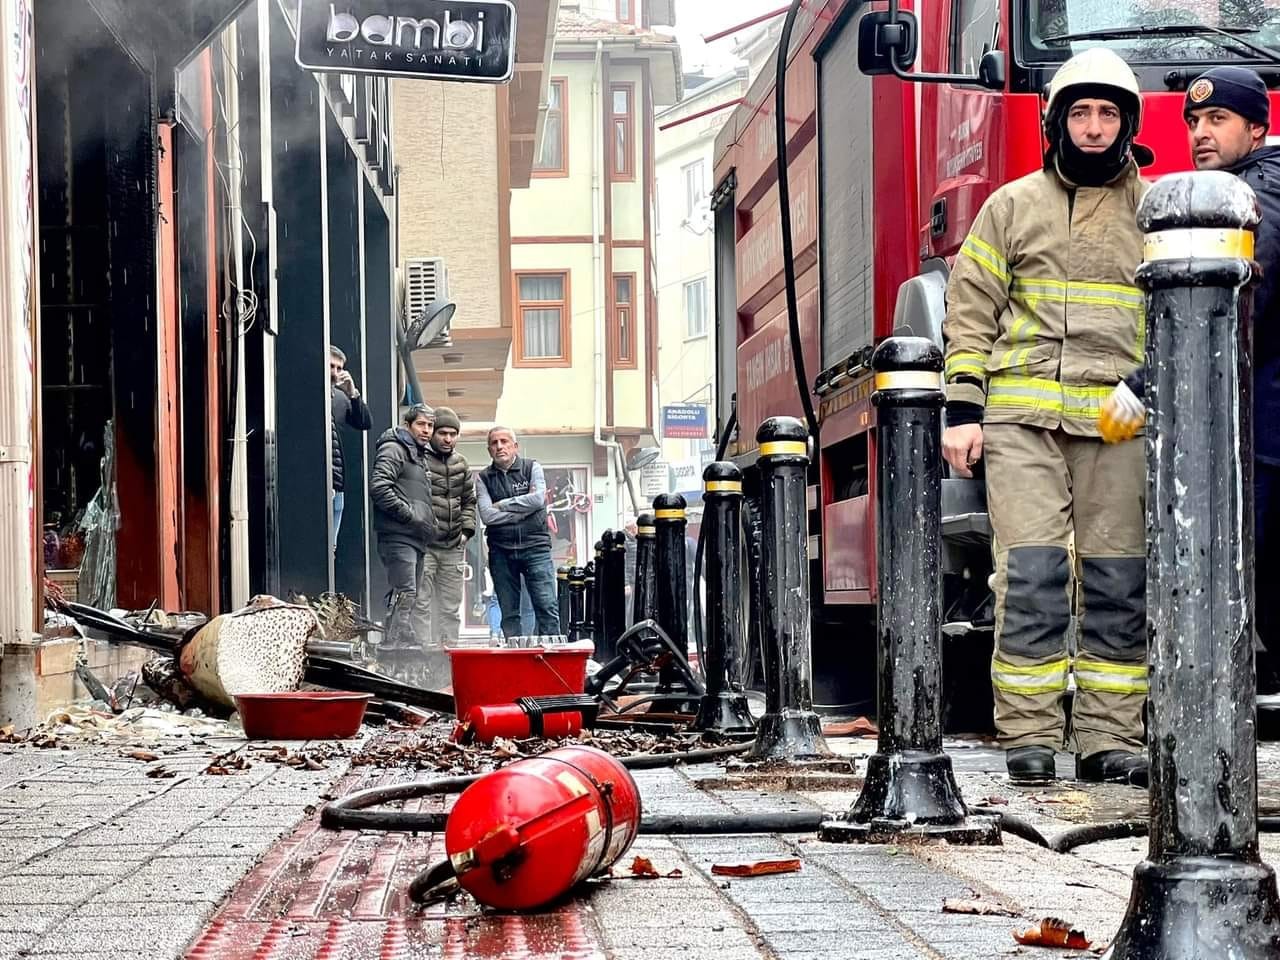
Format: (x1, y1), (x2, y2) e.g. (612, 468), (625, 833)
(684, 277), (708, 339)
(682, 159), (706, 220)
(612, 273), (637, 368)
(611, 84), (634, 181)
(617, 0), (635, 24)
(534, 78), (568, 177)
(515, 272), (570, 365)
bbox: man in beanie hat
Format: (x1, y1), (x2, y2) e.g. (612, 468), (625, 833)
(1187, 66), (1280, 693)
(943, 47), (1150, 785)
(415, 406), (477, 666)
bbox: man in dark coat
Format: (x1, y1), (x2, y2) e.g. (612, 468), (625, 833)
(1186, 66), (1280, 690)
(329, 345), (372, 552)
(415, 406), (477, 650)
(370, 403), (435, 659)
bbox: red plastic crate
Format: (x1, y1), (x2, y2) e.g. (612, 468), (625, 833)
(446, 644), (593, 719)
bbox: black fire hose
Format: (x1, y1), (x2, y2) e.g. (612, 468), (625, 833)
(321, 743), (753, 834)
(776, 0), (819, 441)
(586, 620), (704, 699)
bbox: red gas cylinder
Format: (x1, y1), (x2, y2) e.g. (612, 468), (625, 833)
(443, 745), (641, 910)
(458, 703), (584, 743)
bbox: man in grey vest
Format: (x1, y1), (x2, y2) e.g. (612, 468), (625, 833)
(476, 427), (560, 638)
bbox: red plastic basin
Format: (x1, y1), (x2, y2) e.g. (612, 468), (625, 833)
(447, 645), (594, 719)
(234, 691), (372, 740)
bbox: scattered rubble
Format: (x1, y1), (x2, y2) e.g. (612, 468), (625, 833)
(349, 724), (728, 775)
(711, 859), (802, 878)
(1012, 917), (1091, 949)
(941, 897), (1021, 917)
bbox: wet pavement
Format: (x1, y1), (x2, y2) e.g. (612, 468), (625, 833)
(1, 729), (1279, 959)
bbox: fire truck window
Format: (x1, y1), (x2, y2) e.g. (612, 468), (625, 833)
(951, 0), (1000, 75)
(816, 11), (875, 370)
(1024, 0), (1280, 63)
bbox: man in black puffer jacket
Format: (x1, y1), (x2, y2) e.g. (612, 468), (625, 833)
(370, 403), (435, 657)
(414, 406), (477, 650)
(1185, 66), (1280, 692)
(330, 345), (372, 552)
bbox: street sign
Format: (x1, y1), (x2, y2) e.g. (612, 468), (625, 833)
(662, 403), (709, 440)
(295, 0), (517, 83)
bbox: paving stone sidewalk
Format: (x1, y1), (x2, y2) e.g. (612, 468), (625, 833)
(0, 737), (345, 960)
(0, 731), (1278, 960)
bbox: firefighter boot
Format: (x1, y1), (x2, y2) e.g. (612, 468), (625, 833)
(1076, 750), (1148, 785)
(1006, 745), (1057, 783)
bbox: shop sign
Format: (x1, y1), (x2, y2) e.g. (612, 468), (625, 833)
(295, 0), (516, 83)
(639, 461), (669, 498)
(662, 403), (709, 440)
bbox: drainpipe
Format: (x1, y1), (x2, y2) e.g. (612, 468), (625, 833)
(591, 40), (639, 519)
(0, 0), (34, 647)
(224, 25), (250, 608)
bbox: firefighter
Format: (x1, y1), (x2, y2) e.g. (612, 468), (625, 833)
(942, 47), (1149, 785)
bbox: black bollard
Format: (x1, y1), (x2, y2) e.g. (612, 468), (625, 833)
(693, 462), (756, 734)
(586, 555), (599, 647)
(592, 538), (610, 659)
(633, 512), (657, 626)
(591, 541), (605, 649)
(745, 418), (832, 761)
(819, 338), (997, 843)
(568, 566), (588, 644)
(557, 566), (571, 644)
(603, 530), (628, 662)
(1104, 173), (1280, 959)
(653, 493), (692, 695)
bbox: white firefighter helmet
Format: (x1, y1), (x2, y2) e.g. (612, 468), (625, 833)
(1045, 47), (1142, 122)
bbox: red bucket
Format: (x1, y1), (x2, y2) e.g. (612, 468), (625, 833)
(234, 691), (372, 740)
(447, 644), (594, 719)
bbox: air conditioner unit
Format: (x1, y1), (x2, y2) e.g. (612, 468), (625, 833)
(402, 256), (452, 348)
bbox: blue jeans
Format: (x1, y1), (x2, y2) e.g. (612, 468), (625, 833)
(489, 544), (561, 638)
(332, 492), (345, 550)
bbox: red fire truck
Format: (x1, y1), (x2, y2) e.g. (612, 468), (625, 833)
(711, 0), (1280, 717)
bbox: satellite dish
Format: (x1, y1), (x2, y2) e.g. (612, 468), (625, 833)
(627, 446), (662, 471)
(405, 300), (456, 350)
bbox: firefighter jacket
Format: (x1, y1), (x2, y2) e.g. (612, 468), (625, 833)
(943, 161), (1148, 437)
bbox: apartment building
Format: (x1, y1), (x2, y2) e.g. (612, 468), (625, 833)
(496, 2), (681, 554)
(653, 67), (749, 500)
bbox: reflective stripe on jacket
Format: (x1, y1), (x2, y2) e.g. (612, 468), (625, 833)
(943, 162), (1148, 437)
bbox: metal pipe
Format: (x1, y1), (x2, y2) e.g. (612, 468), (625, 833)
(820, 339), (996, 844)
(658, 99), (744, 132)
(701, 5), (789, 43)
(693, 463), (754, 734)
(1104, 171), (1280, 959)
(745, 418), (830, 761)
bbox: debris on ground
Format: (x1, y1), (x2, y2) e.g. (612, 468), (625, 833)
(1012, 917), (1091, 949)
(350, 723), (730, 775)
(941, 897), (1021, 917)
(820, 717), (878, 738)
(618, 856), (682, 880)
(711, 859), (802, 878)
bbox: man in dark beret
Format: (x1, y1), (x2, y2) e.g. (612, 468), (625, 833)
(1186, 65), (1280, 692)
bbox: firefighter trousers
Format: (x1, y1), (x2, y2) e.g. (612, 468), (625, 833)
(984, 423), (1147, 757)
